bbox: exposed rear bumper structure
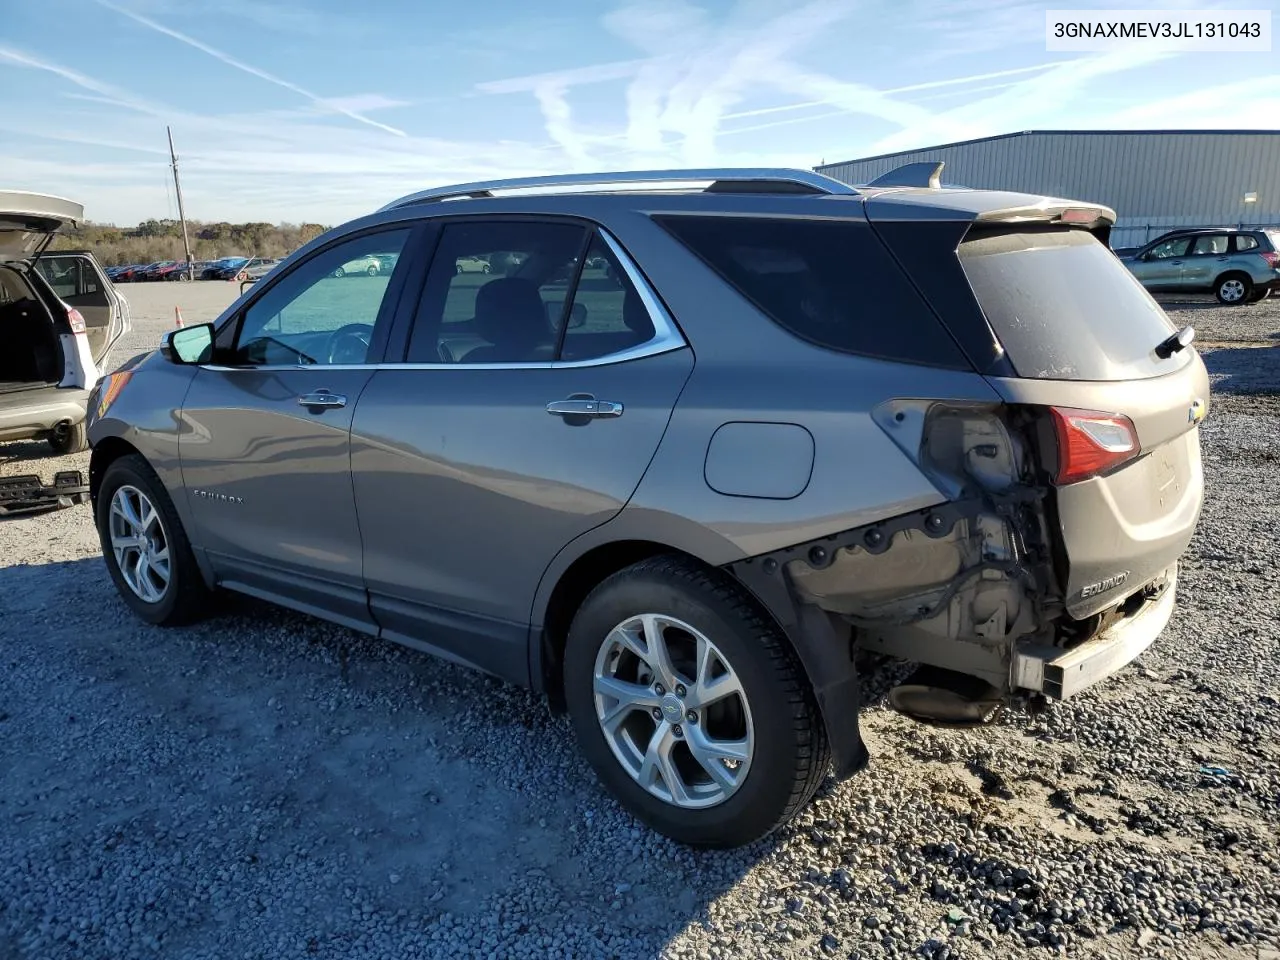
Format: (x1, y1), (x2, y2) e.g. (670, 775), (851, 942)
(1013, 565), (1177, 699)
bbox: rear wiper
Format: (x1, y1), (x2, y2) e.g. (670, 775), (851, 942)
(1155, 324), (1195, 359)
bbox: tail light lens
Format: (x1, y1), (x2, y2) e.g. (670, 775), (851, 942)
(66, 307), (87, 334)
(1260, 251), (1280, 269)
(1049, 407), (1140, 484)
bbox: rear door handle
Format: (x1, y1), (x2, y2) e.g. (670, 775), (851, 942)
(297, 391), (347, 409)
(1216, 257), (1229, 261)
(546, 398), (623, 418)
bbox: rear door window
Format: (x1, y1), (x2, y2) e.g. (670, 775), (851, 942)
(958, 229), (1188, 382)
(653, 215), (969, 369)
(1233, 234), (1259, 252)
(1190, 234), (1229, 255)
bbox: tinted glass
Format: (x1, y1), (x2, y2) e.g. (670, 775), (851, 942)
(234, 228), (410, 366)
(406, 220), (587, 364)
(1234, 234), (1259, 252)
(1146, 237), (1191, 259)
(560, 234), (656, 362)
(654, 215), (967, 369)
(35, 257), (100, 298)
(1191, 235), (1229, 255)
(959, 229), (1188, 382)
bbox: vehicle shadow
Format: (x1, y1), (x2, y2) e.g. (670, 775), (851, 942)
(0, 439), (65, 466)
(1199, 343), (1280, 397)
(1, 555), (866, 956)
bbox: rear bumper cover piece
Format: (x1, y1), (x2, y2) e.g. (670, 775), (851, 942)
(0, 470), (91, 517)
(1013, 564), (1177, 698)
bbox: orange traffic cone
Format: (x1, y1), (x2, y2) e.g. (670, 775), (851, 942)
(175, 306), (185, 328)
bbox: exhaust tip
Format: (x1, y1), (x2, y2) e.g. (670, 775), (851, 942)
(889, 665), (1004, 727)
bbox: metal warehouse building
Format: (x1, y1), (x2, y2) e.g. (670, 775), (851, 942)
(815, 130), (1280, 250)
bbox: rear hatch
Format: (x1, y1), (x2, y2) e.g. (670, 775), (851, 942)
(0, 190), (83, 262)
(868, 194), (1207, 620)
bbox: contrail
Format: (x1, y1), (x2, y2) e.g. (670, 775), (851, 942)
(95, 0), (407, 137)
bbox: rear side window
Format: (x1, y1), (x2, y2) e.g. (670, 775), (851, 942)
(1234, 234), (1259, 252)
(958, 229), (1187, 382)
(34, 257), (100, 298)
(653, 215), (968, 369)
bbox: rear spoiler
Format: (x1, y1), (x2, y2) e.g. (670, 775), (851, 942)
(972, 201), (1116, 247)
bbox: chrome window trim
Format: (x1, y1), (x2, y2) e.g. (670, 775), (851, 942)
(203, 227), (687, 373)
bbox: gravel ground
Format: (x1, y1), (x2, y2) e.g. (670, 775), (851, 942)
(2, 283), (1279, 960)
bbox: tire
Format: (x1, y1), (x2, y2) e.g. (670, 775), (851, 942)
(1247, 287), (1271, 304)
(47, 420), (88, 455)
(564, 555), (829, 848)
(333, 267), (346, 278)
(366, 264), (379, 276)
(1215, 273), (1252, 305)
(481, 264), (491, 274)
(95, 454), (210, 626)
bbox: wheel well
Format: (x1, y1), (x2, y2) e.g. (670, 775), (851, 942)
(89, 436), (141, 505)
(539, 540), (703, 711)
(1215, 270), (1251, 286)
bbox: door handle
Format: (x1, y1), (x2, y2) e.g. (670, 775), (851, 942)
(546, 398), (623, 418)
(1216, 257), (1229, 262)
(297, 391), (347, 409)
(1170, 260), (1183, 265)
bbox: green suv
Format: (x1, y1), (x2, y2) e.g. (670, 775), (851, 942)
(1120, 227), (1280, 304)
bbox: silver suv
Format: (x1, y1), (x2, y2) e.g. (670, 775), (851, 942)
(1120, 227), (1280, 304)
(1, 192), (130, 454)
(86, 167), (1207, 848)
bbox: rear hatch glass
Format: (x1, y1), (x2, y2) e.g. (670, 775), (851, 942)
(958, 229), (1190, 382)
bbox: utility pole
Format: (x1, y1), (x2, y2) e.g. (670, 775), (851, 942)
(167, 126), (195, 281)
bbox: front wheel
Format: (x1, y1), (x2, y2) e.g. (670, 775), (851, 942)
(564, 555), (829, 848)
(96, 454), (210, 626)
(365, 264), (379, 276)
(333, 266), (346, 278)
(1216, 273), (1252, 305)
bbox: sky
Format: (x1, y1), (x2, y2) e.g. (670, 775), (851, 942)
(1, 0), (1277, 226)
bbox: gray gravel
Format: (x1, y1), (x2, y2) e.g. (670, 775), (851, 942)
(2, 284), (1279, 959)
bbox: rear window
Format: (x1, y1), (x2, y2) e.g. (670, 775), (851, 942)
(653, 215), (968, 369)
(958, 229), (1188, 382)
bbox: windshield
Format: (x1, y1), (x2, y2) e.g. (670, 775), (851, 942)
(959, 229), (1190, 382)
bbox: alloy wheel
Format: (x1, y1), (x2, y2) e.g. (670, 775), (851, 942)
(108, 485), (171, 604)
(592, 613), (754, 809)
(1220, 279), (1245, 302)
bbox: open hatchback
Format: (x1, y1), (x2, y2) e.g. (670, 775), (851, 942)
(0, 189), (130, 455)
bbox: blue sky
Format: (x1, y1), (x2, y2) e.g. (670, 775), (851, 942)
(1, 0), (1276, 226)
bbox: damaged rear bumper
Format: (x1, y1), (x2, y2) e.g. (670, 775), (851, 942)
(1013, 564), (1176, 698)
(0, 470), (91, 517)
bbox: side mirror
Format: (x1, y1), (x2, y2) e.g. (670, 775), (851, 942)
(160, 322), (215, 365)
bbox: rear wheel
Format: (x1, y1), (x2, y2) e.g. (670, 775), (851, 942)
(333, 266), (346, 278)
(1247, 287), (1271, 304)
(1215, 273), (1251, 305)
(564, 555), (829, 848)
(96, 454), (209, 626)
(365, 264), (379, 276)
(47, 420), (88, 455)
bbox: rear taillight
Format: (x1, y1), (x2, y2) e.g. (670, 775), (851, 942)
(1260, 250), (1280, 269)
(66, 307), (87, 334)
(1049, 407), (1140, 484)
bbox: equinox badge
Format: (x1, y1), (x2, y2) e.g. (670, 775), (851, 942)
(1081, 571), (1129, 599)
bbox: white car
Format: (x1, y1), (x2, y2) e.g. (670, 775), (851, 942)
(332, 255), (382, 277)
(1, 191), (130, 455)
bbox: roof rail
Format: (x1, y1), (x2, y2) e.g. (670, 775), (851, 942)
(865, 161), (945, 189)
(377, 168), (859, 211)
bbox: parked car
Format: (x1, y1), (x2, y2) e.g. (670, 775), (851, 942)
(134, 261), (175, 282)
(236, 258), (280, 281)
(86, 167), (1207, 848)
(110, 264), (143, 282)
(454, 254), (491, 274)
(1120, 227), (1280, 304)
(157, 261), (193, 282)
(374, 253), (399, 275)
(202, 257), (249, 280)
(1, 191), (130, 454)
(332, 254), (381, 277)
